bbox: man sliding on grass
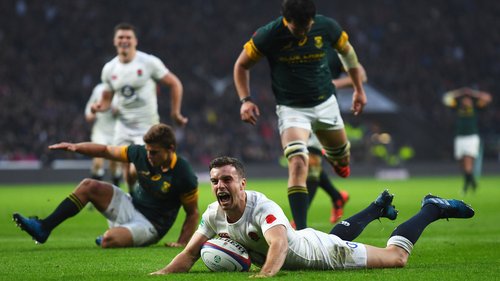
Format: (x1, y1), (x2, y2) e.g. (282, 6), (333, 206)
(151, 156), (474, 277)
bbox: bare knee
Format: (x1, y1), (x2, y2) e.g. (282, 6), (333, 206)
(101, 228), (134, 248)
(74, 178), (113, 207)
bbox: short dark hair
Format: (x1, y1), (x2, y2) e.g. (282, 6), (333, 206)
(281, 0), (316, 27)
(113, 22), (137, 36)
(209, 156), (246, 178)
(143, 123), (176, 149)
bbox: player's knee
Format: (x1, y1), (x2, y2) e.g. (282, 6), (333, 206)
(284, 141), (309, 162)
(77, 178), (100, 191)
(323, 142), (350, 164)
(77, 178), (108, 197)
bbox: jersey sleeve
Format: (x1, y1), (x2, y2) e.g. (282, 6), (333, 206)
(254, 200), (289, 234)
(100, 62), (114, 92)
(147, 54), (170, 81)
(244, 20), (276, 60)
(323, 17), (347, 50)
(196, 204), (218, 239)
(126, 144), (143, 163)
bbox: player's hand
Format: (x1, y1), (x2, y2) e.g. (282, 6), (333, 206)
(172, 113), (189, 127)
(149, 268), (169, 275)
(48, 142), (77, 151)
(351, 90), (367, 116)
(164, 241), (185, 248)
(249, 273), (273, 278)
(90, 103), (102, 114)
(240, 101), (260, 125)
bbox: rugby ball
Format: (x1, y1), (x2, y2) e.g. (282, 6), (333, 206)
(200, 237), (251, 272)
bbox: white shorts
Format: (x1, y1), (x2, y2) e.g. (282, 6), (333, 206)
(102, 185), (159, 246)
(276, 95), (344, 135)
(454, 134), (480, 160)
(112, 121), (149, 146)
(91, 130), (114, 145)
(286, 228), (367, 269)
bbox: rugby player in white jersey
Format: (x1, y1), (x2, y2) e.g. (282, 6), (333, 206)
(85, 83), (121, 186)
(151, 156), (474, 277)
(91, 23), (188, 192)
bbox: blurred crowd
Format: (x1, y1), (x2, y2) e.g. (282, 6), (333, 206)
(0, 0), (498, 166)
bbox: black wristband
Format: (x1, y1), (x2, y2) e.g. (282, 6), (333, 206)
(240, 96), (252, 104)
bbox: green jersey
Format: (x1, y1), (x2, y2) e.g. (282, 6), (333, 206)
(127, 145), (198, 238)
(245, 15), (346, 107)
(453, 97), (482, 136)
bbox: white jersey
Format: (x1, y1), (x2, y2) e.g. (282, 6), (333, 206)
(101, 50), (169, 130)
(85, 83), (117, 145)
(196, 190), (367, 270)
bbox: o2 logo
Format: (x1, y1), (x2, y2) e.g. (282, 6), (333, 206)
(121, 85), (136, 98)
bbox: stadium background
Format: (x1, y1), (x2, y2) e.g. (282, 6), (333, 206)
(0, 0), (499, 182)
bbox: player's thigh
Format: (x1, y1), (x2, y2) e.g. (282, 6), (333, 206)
(276, 104), (314, 136)
(102, 187), (159, 246)
(315, 129), (348, 148)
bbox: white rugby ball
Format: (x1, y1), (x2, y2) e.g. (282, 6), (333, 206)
(200, 237), (251, 272)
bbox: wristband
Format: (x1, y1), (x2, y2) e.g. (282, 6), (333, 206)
(240, 96), (252, 104)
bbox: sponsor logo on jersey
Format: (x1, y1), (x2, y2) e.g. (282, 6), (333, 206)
(137, 69), (143, 77)
(121, 85), (135, 98)
(151, 174), (162, 181)
(218, 233), (230, 239)
(345, 241), (358, 248)
(139, 171), (151, 176)
(265, 214), (276, 224)
(111, 75), (117, 80)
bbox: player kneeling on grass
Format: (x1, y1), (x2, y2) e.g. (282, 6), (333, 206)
(151, 156), (474, 278)
(13, 123), (199, 248)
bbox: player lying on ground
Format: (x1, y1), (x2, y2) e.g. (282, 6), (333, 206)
(151, 156), (474, 277)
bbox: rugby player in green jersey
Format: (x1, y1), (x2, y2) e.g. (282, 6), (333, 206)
(234, 0), (367, 229)
(13, 124), (199, 248)
(305, 51), (367, 226)
(443, 87), (492, 194)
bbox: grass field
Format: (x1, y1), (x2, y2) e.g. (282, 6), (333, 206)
(1, 176), (499, 280)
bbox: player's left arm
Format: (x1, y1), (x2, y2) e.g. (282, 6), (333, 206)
(471, 90), (492, 108)
(335, 34), (367, 115)
(333, 63), (367, 89)
(151, 232), (208, 275)
(159, 72), (188, 126)
(166, 189), (200, 247)
(251, 224), (288, 278)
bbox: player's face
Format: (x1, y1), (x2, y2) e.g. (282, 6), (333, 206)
(113, 29), (137, 56)
(287, 19), (314, 39)
(145, 143), (171, 168)
(209, 165), (246, 211)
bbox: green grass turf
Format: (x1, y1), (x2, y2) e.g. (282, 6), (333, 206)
(1, 176), (499, 280)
